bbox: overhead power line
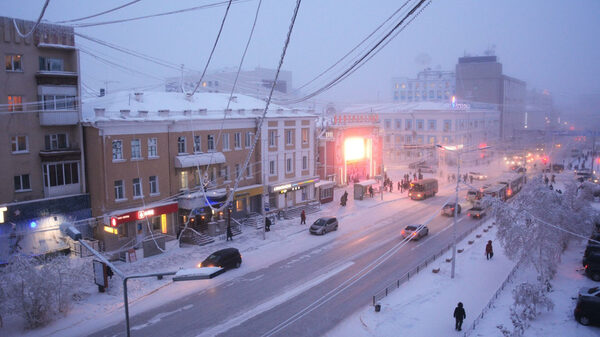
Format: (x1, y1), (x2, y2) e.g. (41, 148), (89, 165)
(13, 0), (50, 38)
(56, 0), (142, 23)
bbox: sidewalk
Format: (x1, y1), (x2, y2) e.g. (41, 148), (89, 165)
(327, 220), (518, 337)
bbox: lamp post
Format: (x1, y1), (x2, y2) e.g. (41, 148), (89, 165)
(436, 144), (490, 279)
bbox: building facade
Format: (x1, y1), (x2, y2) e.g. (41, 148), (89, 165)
(455, 56), (526, 139)
(391, 68), (455, 103)
(0, 17), (89, 260)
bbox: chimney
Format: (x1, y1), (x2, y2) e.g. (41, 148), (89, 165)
(276, 108), (284, 114)
(230, 95), (238, 103)
(94, 108), (105, 117)
(120, 110), (130, 118)
(134, 92), (143, 102)
(138, 110), (148, 117)
(252, 108), (262, 115)
(198, 109), (207, 115)
(183, 109), (192, 116)
(224, 109), (232, 116)
(237, 109), (246, 115)
(99, 88), (105, 97)
(158, 109), (170, 117)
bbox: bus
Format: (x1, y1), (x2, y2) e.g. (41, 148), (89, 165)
(496, 173), (526, 198)
(408, 179), (438, 200)
(482, 183), (507, 201)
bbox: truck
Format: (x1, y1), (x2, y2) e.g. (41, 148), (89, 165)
(467, 201), (488, 219)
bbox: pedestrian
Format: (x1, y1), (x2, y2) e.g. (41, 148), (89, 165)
(265, 217), (272, 232)
(226, 225), (233, 241)
(398, 181), (402, 192)
(551, 174), (555, 184)
(469, 175), (473, 184)
(453, 302), (466, 331)
(413, 173), (417, 181)
(389, 180), (393, 192)
(486, 240), (493, 260)
(300, 210), (306, 224)
(369, 185), (374, 198)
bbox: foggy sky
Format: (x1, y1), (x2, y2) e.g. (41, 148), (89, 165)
(2, 0), (600, 118)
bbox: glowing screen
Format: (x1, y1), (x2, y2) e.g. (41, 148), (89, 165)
(344, 137), (365, 161)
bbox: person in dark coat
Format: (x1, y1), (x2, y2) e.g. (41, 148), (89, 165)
(486, 240), (493, 260)
(226, 226), (233, 241)
(453, 302), (466, 331)
(265, 217), (271, 232)
(369, 185), (374, 198)
(300, 210), (306, 224)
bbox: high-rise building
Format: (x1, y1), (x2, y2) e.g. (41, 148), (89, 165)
(455, 56), (526, 139)
(0, 17), (89, 258)
(391, 68), (455, 103)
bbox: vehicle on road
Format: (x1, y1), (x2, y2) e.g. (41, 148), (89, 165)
(418, 165), (435, 173)
(401, 224), (429, 240)
(482, 183), (508, 201)
(551, 163), (565, 173)
(496, 173), (526, 198)
(467, 201), (488, 218)
(408, 179), (438, 200)
(466, 189), (483, 202)
(574, 286), (600, 326)
(200, 248), (242, 269)
(468, 172), (487, 180)
(309, 217), (338, 235)
(441, 202), (461, 216)
(583, 251), (600, 281)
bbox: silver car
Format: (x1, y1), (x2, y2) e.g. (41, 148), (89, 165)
(401, 224), (429, 240)
(309, 217), (339, 235)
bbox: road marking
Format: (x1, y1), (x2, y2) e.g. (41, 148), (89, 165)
(131, 304), (194, 331)
(195, 261), (355, 337)
(412, 216), (467, 250)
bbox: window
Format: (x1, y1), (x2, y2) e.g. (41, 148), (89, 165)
(180, 171), (188, 189)
(416, 119), (424, 131)
(246, 164), (252, 178)
(114, 180), (125, 200)
(131, 139), (141, 159)
(14, 174), (30, 192)
(385, 135), (391, 143)
(443, 120), (451, 132)
(11, 135), (28, 153)
(5, 54), (22, 71)
(148, 138), (158, 157)
(245, 132), (252, 148)
(40, 95), (76, 110)
(234, 132), (241, 149)
(405, 119), (412, 130)
(428, 136), (436, 144)
(112, 140), (123, 160)
(417, 135), (424, 144)
(302, 156), (308, 170)
(177, 136), (186, 154)
(133, 178), (142, 198)
(395, 135), (402, 144)
(207, 134), (215, 151)
(285, 130), (293, 145)
(39, 57), (64, 71)
(428, 120), (436, 131)
(301, 186), (307, 201)
(286, 158), (293, 173)
(269, 130), (277, 147)
(7, 95), (23, 112)
(235, 164), (240, 179)
(222, 166), (230, 180)
(302, 128), (309, 144)
(405, 135), (412, 143)
(44, 134), (68, 150)
(395, 119), (402, 129)
(384, 119), (391, 129)
(222, 133), (230, 150)
(193, 135), (202, 153)
(43, 162), (79, 187)
(269, 160), (275, 175)
(149, 176), (159, 195)
(429, 90), (434, 99)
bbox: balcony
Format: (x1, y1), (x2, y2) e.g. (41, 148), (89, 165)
(35, 71), (78, 86)
(39, 148), (81, 161)
(39, 109), (79, 126)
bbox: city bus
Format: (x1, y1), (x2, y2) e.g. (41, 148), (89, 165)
(408, 179), (438, 200)
(482, 183), (507, 201)
(496, 173), (526, 198)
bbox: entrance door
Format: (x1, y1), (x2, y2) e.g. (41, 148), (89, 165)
(136, 222), (145, 244)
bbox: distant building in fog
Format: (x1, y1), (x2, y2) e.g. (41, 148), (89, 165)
(455, 56), (526, 140)
(391, 68), (455, 103)
(525, 89), (555, 130)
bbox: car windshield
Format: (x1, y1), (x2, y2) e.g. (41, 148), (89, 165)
(313, 218), (327, 226)
(206, 254), (221, 262)
(405, 225), (419, 231)
(444, 203), (455, 208)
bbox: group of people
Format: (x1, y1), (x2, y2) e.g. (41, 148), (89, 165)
(447, 173), (471, 184)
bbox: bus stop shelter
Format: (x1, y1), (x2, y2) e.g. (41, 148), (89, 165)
(354, 179), (378, 200)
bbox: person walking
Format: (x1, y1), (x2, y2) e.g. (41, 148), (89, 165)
(226, 225), (233, 241)
(486, 240), (493, 260)
(300, 210), (306, 225)
(265, 217), (271, 232)
(453, 302), (466, 331)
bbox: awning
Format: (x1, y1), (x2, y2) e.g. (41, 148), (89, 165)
(175, 152), (226, 168)
(355, 179), (378, 187)
(315, 180), (335, 188)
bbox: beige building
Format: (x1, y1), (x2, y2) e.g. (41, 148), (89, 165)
(82, 91), (316, 251)
(0, 16), (89, 254)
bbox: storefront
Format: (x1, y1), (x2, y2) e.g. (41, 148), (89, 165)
(101, 202), (178, 252)
(178, 190), (227, 234)
(232, 184), (264, 216)
(315, 180), (335, 204)
(270, 177), (319, 210)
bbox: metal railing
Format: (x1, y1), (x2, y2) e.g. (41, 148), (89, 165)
(372, 221), (484, 306)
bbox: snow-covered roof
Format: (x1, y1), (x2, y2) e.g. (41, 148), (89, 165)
(340, 101), (498, 114)
(175, 153), (226, 168)
(82, 91), (317, 122)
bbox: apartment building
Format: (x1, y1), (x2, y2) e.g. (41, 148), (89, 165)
(82, 91), (316, 251)
(392, 68), (456, 103)
(0, 17), (89, 259)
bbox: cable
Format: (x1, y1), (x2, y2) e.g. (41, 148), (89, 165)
(187, 0), (234, 97)
(69, 0), (250, 28)
(13, 0), (50, 39)
(56, 0), (142, 23)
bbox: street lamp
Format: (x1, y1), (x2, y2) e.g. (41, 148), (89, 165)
(436, 144), (490, 279)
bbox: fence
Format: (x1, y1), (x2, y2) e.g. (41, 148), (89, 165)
(462, 260), (522, 337)
(372, 220), (485, 306)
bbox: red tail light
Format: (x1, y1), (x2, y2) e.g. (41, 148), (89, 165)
(585, 264), (589, 269)
(467, 213), (471, 216)
(401, 230), (405, 235)
(412, 232), (417, 236)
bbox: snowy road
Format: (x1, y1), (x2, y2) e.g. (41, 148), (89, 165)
(89, 189), (485, 337)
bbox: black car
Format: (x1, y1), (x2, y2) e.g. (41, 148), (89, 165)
(200, 248), (242, 269)
(441, 202), (462, 216)
(583, 251), (600, 281)
(574, 287), (600, 326)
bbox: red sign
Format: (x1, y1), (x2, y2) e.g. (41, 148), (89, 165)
(110, 203), (178, 226)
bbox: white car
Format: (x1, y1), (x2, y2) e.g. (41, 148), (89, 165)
(469, 172), (487, 180)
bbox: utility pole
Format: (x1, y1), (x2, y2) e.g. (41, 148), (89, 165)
(262, 138), (267, 240)
(451, 151), (460, 279)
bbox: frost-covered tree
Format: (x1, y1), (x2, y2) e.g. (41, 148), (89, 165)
(498, 282), (554, 337)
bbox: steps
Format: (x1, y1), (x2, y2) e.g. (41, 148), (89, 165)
(180, 229), (215, 246)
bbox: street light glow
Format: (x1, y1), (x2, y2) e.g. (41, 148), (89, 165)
(344, 137), (365, 161)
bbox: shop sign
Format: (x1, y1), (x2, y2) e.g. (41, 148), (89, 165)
(273, 178), (320, 194)
(0, 206), (6, 223)
(104, 226), (118, 235)
(110, 203), (178, 227)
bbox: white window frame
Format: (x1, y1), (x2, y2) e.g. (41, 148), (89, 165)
(43, 161), (79, 188)
(269, 160), (275, 176)
(222, 133), (230, 151)
(114, 180), (125, 201)
(45, 133), (68, 150)
(14, 174), (31, 192)
(269, 130), (276, 147)
(302, 156), (308, 170)
(8, 95), (23, 112)
(245, 132), (252, 148)
(246, 164), (252, 178)
(234, 132), (241, 149)
(286, 157), (293, 173)
(177, 136), (186, 154)
(131, 139), (142, 159)
(285, 129), (293, 145)
(194, 135), (202, 153)
(148, 138), (158, 158)
(180, 171), (189, 190)
(149, 175), (159, 195)
(207, 134), (215, 152)
(5, 54), (23, 71)
(132, 178), (142, 198)
(112, 140), (123, 161)
(302, 128), (309, 144)
(11, 135), (28, 153)
(235, 164), (240, 179)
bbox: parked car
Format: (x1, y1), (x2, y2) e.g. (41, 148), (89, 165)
(574, 286), (600, 326)
(583, 251), (600, 281)
(468, 172), (488, 180)
(309, 217), (338, 235)
(200, 248), (242, 269)
(441, 202), (461, 216)
(401, 224), (429, 240)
